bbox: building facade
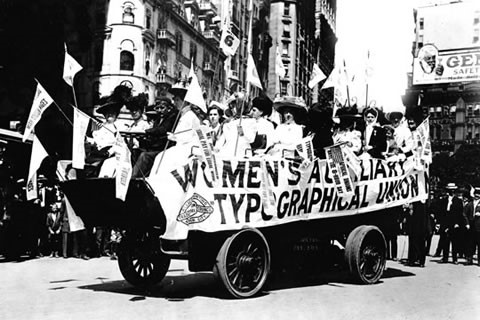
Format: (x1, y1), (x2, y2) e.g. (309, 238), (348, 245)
(403, 1), (480, 153)
(268, 0), (336, 105)
(78, 0), (226, 111)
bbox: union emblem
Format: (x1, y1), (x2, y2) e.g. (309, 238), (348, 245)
(177, 193), (214, 225)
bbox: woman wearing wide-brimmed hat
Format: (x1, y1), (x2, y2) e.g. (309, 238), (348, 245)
(268, 95), (306, 156)
(332, 105), (362, 155)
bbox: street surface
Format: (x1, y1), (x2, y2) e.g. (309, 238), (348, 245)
(1, 235), (480, 320)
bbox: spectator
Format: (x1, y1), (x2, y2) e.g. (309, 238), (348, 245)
(464, 187), (480, 265)
(46, 202), (62, 257)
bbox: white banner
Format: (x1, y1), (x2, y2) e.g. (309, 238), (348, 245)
(72, 107), (90, 169)
(220, 28), (240, 56)
(23, 82), (54, 142)
(147, 156), (428, 240)
(114, 134), (132, 201)
(26, 135), (48, 201)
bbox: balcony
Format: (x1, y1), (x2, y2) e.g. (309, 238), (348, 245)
(203, 62), (215, 75)
(142, 29), (155, 44)
(202, 30), (220, 45)
(199, 1), (217, 17)
(156, 72), (175, 88)
(157, 29), (176, 47)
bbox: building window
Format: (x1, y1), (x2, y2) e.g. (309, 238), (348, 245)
(175, 32), (183, 55)
(475, 104), (480, 116)
(283, 24), (290, 37)
(120, 50), (134, 70)
(190, 42), (197, 66)
(467, 104), (474, 117)
(282, 42), (289, 55)
(280, 81), (288, 95)
(146, 8), (152, 29)
(122, 2), (135, 24)
(419, 18), (424, 30)
(284, 3), (290, 16)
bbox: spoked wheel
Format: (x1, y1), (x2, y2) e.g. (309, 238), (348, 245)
(214, 229), (270, 298)
(117, 230), (170, 287)
(345, 225), (386, 284)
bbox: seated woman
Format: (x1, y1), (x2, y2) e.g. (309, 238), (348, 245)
(332, 105), (362, 155)
(268, 96), (307, 157)
(386, 110), (414, 158)
(121, 93), (152, 161)
(361, 107), (387, 159)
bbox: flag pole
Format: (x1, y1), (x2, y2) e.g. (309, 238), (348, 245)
(365, 50), (370, 109)
(234, 0), (254, 157)
(343, 59), (351, 108)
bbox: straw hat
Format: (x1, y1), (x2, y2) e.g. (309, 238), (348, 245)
(445, 183), (458, 190)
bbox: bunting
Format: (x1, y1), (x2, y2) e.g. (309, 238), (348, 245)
(246, 54), (263, 89)
(185, 62), (207, 113)
(27, 134), (49, 200)
(23, 82), (54, 142)
(63, 44), (83, 87)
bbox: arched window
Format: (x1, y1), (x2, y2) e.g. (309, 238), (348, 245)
(122, 2), (135, 24)
(120, 51), (134, 70)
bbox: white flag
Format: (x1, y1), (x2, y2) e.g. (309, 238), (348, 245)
(246, 54), (262, 89)
(27, 134), (49, 201)
(63, 48), (83, 87)
(220, 28), (240, 57)
(275, 46), (286, 78)
(64, 196), (85, 232)
(23, 82), (53, 142)
(185, 63), (207, 113)
(114, 134), (132, 201)
(308, 63), (326, 89)
(72, 107), (90, 169)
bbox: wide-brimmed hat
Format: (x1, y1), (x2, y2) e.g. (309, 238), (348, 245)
(336, 105), (362, 119)
(386, 111), (404, 123)
(363, 107), (378, 118)
(96, 84), (132, 115)
(273, 95), (308, 115)
(445, 183), (458, 190)
(96, 98), (122, 116)
(126, 93), (149, 112)
(251, 96), (273, 117)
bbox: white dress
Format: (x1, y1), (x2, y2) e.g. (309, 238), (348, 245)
(269, 123), (303, 156)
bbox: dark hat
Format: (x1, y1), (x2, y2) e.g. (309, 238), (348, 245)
(126, 93), (149, 112)
(273, 95), (308, 115)
(363, 107), (378, 118)
(474, 187), (480, 195)
(445, 183), (458, 190)
(336, 105), (361, 118)
(386, 111), (404, 122)
(96, 84), (133, 115)
(169, 80), (188, 98)
(251, 96), (273, 117)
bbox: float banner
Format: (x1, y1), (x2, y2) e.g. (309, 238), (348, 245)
(325, 143), (355, 197)
(413, 48), (480, 85)
(147, 156), (428, 240)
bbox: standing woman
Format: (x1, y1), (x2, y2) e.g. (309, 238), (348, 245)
(332, 106), (362, 155)
(206, 103), (225, 147)
(362, 107), (387, 159)
(248, 96), (275, 154)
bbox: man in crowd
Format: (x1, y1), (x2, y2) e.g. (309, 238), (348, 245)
(464, 187), (480, 265)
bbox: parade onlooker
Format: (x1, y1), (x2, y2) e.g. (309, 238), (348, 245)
(46, 202), (62, 257)
(437, 183), (465, 264)
(60, 197), (70, 258)
(407, 201), (428, 267)
(464, 187), (480, 265)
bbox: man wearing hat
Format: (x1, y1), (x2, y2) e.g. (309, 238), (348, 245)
(437, 183), (465, 264)
(132, 96), (178, 177)
(464, 187), (480, 265)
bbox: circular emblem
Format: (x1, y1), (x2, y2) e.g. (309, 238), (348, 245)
(177, 193), (214, 225)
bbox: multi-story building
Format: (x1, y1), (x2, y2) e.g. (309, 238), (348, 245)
(403, 1), (480, 153)
(78, 0), (226, 111)
(268, 0), (336, 105)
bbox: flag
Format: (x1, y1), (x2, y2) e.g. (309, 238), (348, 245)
(220, 28), (240, 56)
(63, 45), (83, 86)
(23, 82), (54, 142)
(72, 107), (90, 169)
(114, 133), (132, 201)
(64, 196), (85, 232)
(26, 134), (49, 200)
(275, 46), (286, 78)
(321, 65), (337, 89)
(246, 54), (262, 89)
(308, 63), (326, 89)
(185, 62), (207, 113)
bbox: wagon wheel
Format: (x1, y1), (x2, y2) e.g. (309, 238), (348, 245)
(117, 230), (170, 287)
(214, 229), (271, 298)
(345, 225), (386, 284)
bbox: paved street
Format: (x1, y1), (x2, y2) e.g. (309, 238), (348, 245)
(1, 235), (480, 320)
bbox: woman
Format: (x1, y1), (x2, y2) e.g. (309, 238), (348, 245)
(248, 96), (275, 154)
(332, 106), (362, 155)
(362, 107), (387, 159)
(206, 103), (225, 147)
(269, 96), (306, 157)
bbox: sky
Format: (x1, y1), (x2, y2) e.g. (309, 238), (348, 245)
(335, 0), (450, 111)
